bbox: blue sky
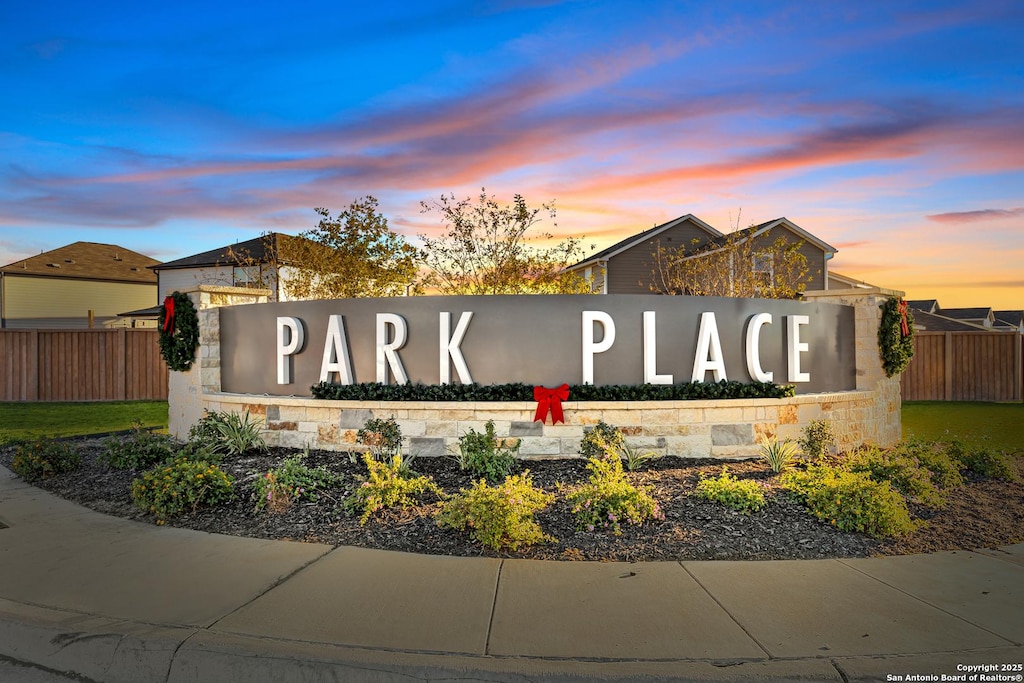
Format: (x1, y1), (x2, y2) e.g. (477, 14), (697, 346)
(2, 0), (1022, 307)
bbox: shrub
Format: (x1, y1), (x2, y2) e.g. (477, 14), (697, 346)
(11, 437), (80, 481)
(451, 420), (518, 483)
(103, 426), (176, 470)
(357, 416), (403, 461)
(580, 421), (625, 459)
(760, 436), (799, 473)
(253, 452), (342, 513)
(350, 453), (441, 525)
(782, 464), (917, 538)
(566, 455), (663, 535)
(436, 472), (554, 551)
(798, 419), (835, 459)
(946, 440), (1018, 482)
(897, 440), (964, 490)
(131, 454), (233, 522)
(189, 411), (266, 456)
(847, 446), (946, 507)
(693, 466), (766, 514)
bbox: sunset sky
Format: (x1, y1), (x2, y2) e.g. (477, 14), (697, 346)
(2, 1), (1021, 308)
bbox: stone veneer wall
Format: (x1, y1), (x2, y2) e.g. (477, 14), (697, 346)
(168, 285), (903, 459)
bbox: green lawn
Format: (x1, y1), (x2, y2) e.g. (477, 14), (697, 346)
(0, 401), (168, 442)
(902, 401), (1023, 454)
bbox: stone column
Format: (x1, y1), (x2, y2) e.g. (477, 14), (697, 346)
(803, 287), (905, 447)
(167, 286), (270, 440)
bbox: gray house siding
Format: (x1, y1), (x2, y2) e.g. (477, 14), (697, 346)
(606, 221), (718, 294)
(747, 228), (827, 292)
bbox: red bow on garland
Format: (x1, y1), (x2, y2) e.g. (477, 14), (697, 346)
(162, 295), (175, 334)
(897, 299), (910, 337)
(534, 384), (570, 425)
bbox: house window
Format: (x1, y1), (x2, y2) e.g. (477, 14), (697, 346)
(233, 266), (262, 289)
(752, 253), (774, 294)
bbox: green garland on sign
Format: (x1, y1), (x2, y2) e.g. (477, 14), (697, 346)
(158, 291), (200, 372)
(878, 297), (914, 377)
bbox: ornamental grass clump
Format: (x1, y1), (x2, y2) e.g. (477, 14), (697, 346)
(436, 473), (554, 551)
(451, 420), (518, 483)
(566, 454), (664, 534)
(189, 410), (266, 456)
(759, 435), (800, 473)
(131, 454), (234, 523)
(694, 467), (766, 514)
(253, 452), (342, 513)
(11, 437), (80, 481)
(103, 425), (176, 470)
(782, 463), (917, 538)
(350, 453), (441, 525)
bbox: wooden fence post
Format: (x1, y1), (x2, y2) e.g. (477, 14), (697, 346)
(116, 328), (127, 401)
(28, 329), (39, 402)
(943, 332), (953, 401)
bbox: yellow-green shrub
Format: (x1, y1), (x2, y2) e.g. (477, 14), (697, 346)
(782, 464), (917, 538)
(693, 467), (766, 513)
(350, 454), (441, 525)
(848, 446), (946, 507)
(566, 455), (663, 534)
(436, 472), (553, 551)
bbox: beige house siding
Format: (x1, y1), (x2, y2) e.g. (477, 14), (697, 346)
(159, 266), (286, 301)
(606, 221), (717, 294)
(3, 276), (156, 326)
(158, 266), (235, 300)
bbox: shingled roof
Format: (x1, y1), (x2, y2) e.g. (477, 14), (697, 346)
(153, 233), (308, 270)
(570, 214), (723, 269)
(911, 309), (992, 332)
(0, 242), (158, 284)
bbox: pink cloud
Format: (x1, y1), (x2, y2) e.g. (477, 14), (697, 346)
(926, 208), (1024, 223)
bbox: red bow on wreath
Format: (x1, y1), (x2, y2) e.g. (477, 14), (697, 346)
(534, 384), (570, 425)
(162, 295), (175, 333)
(897, 299), (910, 338)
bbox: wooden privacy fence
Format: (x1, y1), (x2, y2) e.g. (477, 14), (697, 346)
(901, 331), (1023, 402)
(0, 329), (168, 402)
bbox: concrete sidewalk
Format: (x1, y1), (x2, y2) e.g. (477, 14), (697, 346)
(1, 463), (1021, 683)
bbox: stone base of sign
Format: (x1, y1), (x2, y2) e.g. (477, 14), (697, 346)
(201, 388), (898, 459)
(169, 285), (903, 460)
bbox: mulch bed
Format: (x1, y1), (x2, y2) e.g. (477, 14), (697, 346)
(2, 439), (1022, 561)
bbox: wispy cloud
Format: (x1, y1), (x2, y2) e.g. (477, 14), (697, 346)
(926, 208), (1024, 223)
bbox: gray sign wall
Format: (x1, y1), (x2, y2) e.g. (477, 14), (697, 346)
(219, 294), (856, 396)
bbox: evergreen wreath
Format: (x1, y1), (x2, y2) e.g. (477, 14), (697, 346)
(878, 297), (914, 377)
(158, 291), (200, 372)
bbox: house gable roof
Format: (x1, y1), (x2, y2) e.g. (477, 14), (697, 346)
(911, 309), (993, 332)
(569, 214), (723, 270)
(937, 307), (994, 323)
(735, 217), (838, 255)
(908, 300), (940, 314)
(994, 310), (1024, 328)
(827, 271), (878, 289)
(0, 242), (158, 284)
(154, 233), (307, 271)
